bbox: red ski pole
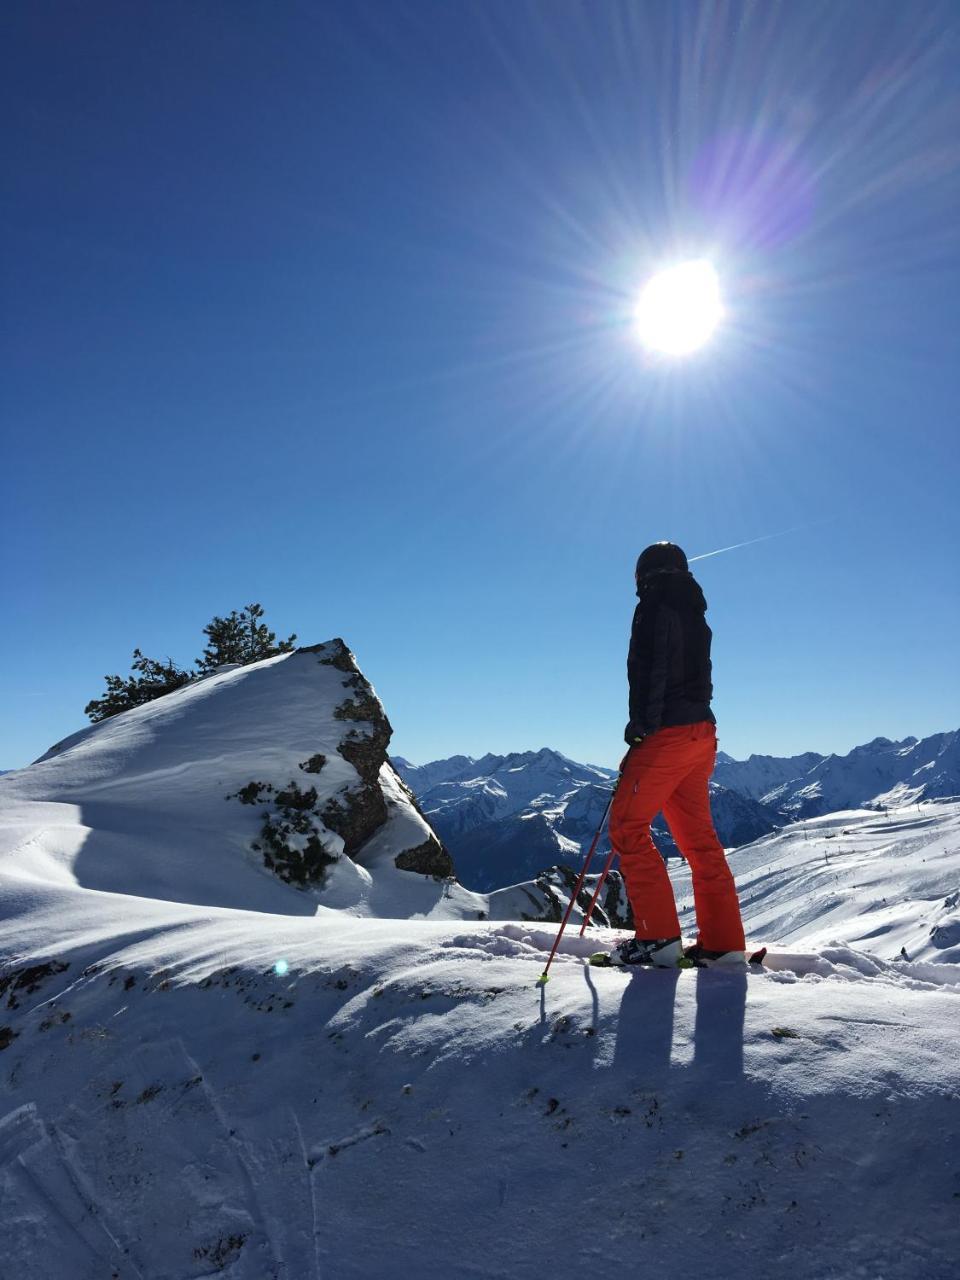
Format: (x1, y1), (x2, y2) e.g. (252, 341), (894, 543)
(536, 784), (617, 986)
(578, 843), (618, 937)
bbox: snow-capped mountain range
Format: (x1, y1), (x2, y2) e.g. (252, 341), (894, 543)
(1, 641), (959, 1277)
(714, 730), (960, 815)
(395, 730), (960, 892)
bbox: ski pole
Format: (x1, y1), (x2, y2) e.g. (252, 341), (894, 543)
(536, 785), (616, 986)
(578, 843), (618, 937)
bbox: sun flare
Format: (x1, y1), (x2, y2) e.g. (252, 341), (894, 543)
(634, 259), (723, 356)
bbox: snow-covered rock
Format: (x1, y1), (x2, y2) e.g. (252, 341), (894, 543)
(0, 640), (472, 923)
(485, 862), (635, 930)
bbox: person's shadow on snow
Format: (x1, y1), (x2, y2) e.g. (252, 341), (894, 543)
(611, 966), (747, 1085)
(690, 968), (747, 1081)
(611, 969), (681, 1086)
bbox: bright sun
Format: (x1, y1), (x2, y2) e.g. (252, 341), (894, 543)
(633, 259), (723, 356)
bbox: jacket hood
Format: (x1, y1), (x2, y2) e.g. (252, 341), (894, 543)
(637, 569), (708, 613)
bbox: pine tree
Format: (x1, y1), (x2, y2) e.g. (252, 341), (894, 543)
(194, 603), (297, 675)
(84, 604), (298, 722)
(84, 650), (194, 723)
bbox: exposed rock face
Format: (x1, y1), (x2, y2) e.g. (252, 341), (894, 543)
(299, 754), (327, 775)
(230, 640), (454, 886)
(320, 785), (388, 859)
(520, 865), (634, 928)
(483, 863), (634, 929)
(594, 869), (634, 929)
(395, 837), (453, 878)
(389, 770), (455, 878)
(327, 672), (392, 856)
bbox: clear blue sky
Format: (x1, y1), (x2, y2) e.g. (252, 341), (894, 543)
(3, 1), (959, 771)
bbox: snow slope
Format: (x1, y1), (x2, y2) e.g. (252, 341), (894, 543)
(2, 666), (959, 1278)
(676, 798), (960, 964)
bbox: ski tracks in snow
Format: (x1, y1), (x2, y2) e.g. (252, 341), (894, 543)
(78, 1036), (281, 1279)
(0, 1101), (139, 1280)
(0, 1034), (324, 1280)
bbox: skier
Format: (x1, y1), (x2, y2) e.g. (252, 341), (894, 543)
(605, 542), (746, 967)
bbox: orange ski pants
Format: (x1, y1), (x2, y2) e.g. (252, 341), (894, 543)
(608, 721), (745, 952)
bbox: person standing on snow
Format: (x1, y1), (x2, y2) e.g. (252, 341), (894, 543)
(606, 541), (746, 967)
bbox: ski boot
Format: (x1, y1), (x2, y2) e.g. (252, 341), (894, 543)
(680, 942), (748, 968)
(589, 936), (683, 969)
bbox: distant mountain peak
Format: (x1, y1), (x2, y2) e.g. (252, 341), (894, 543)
(850, 736), (895, 754)
(715, 727), (960, 816)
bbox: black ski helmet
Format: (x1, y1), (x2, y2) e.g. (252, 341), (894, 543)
(635, 541), (689, 583)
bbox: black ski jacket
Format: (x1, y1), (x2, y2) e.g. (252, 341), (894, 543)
(625, 571), (716, 742)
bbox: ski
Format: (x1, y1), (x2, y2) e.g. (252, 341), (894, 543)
(588, 945), (768, 970)
(679, 945), (768, 969)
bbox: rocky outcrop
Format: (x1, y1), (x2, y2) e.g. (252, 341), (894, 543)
(228, 640), (455, 887)
(395, 836), (453, 878)
(389, 769), (455, 878)
(485, 864), (633, 929)
(228, 779), (339, 887)
(525, 865), (634, 928)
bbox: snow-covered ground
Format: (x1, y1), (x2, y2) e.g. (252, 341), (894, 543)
(681, 800), (960, 965)
(2, 657), (959, 1278)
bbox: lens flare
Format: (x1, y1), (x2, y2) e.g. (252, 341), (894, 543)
(273, 959), (289, 976)
(634, 259), (723, 356)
